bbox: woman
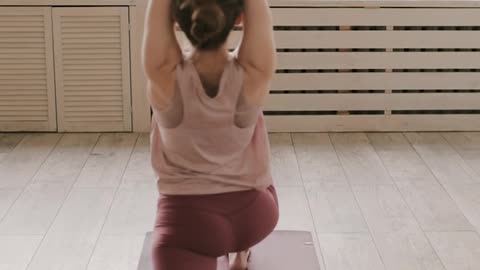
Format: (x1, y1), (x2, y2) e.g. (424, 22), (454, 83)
(142, 0), (278, 268)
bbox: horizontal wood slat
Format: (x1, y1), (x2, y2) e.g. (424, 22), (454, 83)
(62, 96), (122, 101)
(63, 91), (123, 96)
(0, 110), (48, 115)
(61, 22), (120, 28)
(64, 101), (123, 106)
(272, 73), (480, 90)
(265, 115), (480, 132)
(65, 111), (123, 117)
(0, 116), (48, 122)
(0, 15), (44, 21)
(0, 32), (45, 38)
(0, 27), (44, 33)
(0, 95), (47, 100)
(272, 8), (480, 26)
(0, 106), (47, 111)
(277, 52), (480, 70)
(0, 100), (48, 105)
(265, 93), (480, 111)
(61, 16), (120, 22)
(64, 107), (123, 112)
(63, 85), (122, 91)
(273, 31), (480, 49)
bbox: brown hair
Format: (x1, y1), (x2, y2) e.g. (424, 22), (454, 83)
(172, 0), (243, 51)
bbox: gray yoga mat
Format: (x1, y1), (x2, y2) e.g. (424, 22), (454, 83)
(138, 230), (321, 270)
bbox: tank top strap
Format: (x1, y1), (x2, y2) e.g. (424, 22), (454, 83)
(173, 58), (198, 121)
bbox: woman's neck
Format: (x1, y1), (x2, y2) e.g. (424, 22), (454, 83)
(191, 46), (230, 70)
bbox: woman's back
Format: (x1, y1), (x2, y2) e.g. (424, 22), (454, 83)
(150, 53), (274, 195)
(142, 0), (278, 268)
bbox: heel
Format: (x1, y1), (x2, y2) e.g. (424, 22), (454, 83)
(228, 249), (251, 270)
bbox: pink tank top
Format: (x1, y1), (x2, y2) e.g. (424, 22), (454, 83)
(150, 54), (273, 195)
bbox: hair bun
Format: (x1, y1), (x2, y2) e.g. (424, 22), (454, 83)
(190, 4), (225, 45)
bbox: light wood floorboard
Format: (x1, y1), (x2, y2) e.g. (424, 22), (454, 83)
(0, 131), (479, 270)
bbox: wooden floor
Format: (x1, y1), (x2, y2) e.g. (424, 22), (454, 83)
(0, 132), (479, 270)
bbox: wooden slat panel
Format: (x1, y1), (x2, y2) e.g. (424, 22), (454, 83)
(265, 93), (480, 111)
(53, 7), (132, 132)
(272, 8), (480, 26)
(272, 73), (480, 90)
(265, 115), (480, 132)
(0, 7), (56, 132)
(274, 31), (480, 49)
(165, 6), (480, 133)
(277, 52), (480, 70)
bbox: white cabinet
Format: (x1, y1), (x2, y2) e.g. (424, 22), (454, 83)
(0, 7), (56, 131)
(2, 0), (480, 132)
(0, 5), (132, 132)
(52, 7), (131, 132)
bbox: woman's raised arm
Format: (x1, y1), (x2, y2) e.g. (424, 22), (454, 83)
(236, 0), (276, 106)
(142, 0), (182, 111)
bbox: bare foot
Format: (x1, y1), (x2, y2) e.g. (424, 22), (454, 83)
(228, 250), (251, 270)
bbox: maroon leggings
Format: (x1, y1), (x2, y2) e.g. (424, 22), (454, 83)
(151, 185), (279, 270)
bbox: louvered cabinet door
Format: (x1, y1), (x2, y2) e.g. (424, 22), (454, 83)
(52, 7), (132, 132)
(0, 7), (57, 132)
